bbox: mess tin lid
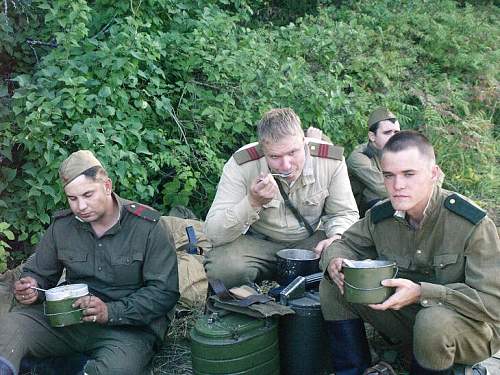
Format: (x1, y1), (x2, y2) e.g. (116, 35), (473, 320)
(343, 260), (395, 269)
(45, 284), (89, 301)
(277, 249), (319, 261)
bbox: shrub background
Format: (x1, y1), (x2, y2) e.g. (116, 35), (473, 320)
(0, 0), (498, 270)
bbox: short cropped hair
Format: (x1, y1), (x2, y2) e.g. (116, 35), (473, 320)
(82, 166), (109, 182)
(257, 108), (304, 145)
(382, 130), (435, 162)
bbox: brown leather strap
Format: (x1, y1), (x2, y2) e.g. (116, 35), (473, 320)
(276, 179), (315, 236)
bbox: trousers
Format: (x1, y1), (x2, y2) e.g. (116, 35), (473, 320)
(204, 230), (326, 288)
(0, 304), (156, 375)
(320, 278), (497, 370)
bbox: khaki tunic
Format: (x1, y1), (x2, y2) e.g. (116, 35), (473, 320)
(320, 186), (500, 357)
(205, 138), (359, 246)
(21, 194), (180, 341)
(347, 142), (386, 209)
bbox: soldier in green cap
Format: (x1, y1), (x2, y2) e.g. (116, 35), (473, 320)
(320, 131), (499, 375)
(346, 107), (401, 216)
(204, 108), (359, 288)
(0, 150), (179, 375)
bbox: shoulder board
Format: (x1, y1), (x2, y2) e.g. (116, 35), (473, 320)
(125, 203), (160, 223)
(444, 194), (486, 225)
(361, 145), (375, 159)
(308, 142), (343, 160)
(370, 200), (395, 224)
(233, 144), (264, 165)
(52, 209), (73, 220)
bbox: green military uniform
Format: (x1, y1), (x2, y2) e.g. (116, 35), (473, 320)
(320, 186), (500, 369)
(0, 195), (179, 375)
(204, 138), (359, 288)
(347, 142), (386, 213)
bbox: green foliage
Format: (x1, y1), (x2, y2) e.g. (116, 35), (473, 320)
(0, 0), (498, 251)
(0, 222), (15, 272)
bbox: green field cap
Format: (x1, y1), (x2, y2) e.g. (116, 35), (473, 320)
(59, 150), (102, 186)
(368, 107), (396, 128)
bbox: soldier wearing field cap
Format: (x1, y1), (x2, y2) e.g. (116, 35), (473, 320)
(204, 108), (359, 288)
(0, 150), (179, 375)
(320, 131), (499, 375)
(347, 107), (401, 216)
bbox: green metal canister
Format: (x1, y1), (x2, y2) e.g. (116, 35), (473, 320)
(190, 313), (279, 375)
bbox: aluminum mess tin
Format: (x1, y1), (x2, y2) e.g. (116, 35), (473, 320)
(44, 284), (89, 327)
(343, 260), (397, 304)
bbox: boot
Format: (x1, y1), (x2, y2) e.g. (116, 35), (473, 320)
(410, 355), (453, 375)
(326, 319), (371, 375)
(0, 356), (15, 375)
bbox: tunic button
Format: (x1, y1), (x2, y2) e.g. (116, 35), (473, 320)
(422, 300), (428, 305)
(98, 266), (102, 271)
(450, 199), (456, 204)
(416, 250), (422, 255)
(126, 258), (130, 264)
(98, 243), (102, 247)
(440, 264), (444, 267)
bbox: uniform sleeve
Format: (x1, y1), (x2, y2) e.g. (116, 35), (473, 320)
(321, 158), (360, 237)
(347, 150), (387, 199)
(21, 223), (64, 290)
(106, 218), (180, 326)
(419, 217), (500, 325)
(320, 215), (378, 271)
(204, 157), (261, 246)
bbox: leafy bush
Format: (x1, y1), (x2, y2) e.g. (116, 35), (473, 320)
(0, 0), (498, 254)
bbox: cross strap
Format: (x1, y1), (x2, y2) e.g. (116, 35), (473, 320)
(275, 179), (315, 236)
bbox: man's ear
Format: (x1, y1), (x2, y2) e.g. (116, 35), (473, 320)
(368, 131), (376, 143)
(430, 164), (439, 181)
(104, 178), (113, 194)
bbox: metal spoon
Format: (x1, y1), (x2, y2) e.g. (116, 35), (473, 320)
(30, 286), (49, 293)
(257, 172), (292, 182)
(270, 172), (292, 178)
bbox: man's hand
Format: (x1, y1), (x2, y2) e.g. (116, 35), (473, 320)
(327, 257), (347, 294)
(14, 277), (39, 305)
(368, 278), (421, 311)
(314, 234), (341, 255)
(74, 295), (109, 324)
(306, 126), (323, 140)
(248, 173), (278, 209)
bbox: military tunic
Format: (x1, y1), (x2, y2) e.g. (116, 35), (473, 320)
(0, 195), (179, 374)
(320, 186), (500, 368)
(346, 142), (386, 211)
(204, 138), (359, 287)
(205, 138), (359, 245)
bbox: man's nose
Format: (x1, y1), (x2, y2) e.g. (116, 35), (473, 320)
(280, 156), (292, 171)
(78, 199), (87, 210)
(394, 175), (405, 190)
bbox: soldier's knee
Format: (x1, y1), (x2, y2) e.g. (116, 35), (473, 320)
(205, 251), (257, 287)
(413, 307), (455, 369)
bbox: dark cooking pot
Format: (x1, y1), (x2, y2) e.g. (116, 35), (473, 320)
(276, 249), (320, 286)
